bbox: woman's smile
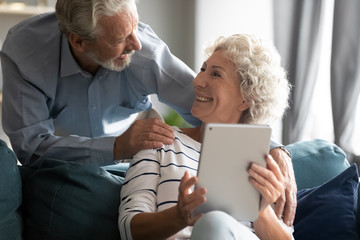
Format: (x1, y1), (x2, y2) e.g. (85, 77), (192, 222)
(196, 95), (213, 102)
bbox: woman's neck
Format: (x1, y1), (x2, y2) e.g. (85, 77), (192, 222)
(180, 125), (203, 142)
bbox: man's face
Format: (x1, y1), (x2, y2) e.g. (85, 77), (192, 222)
(84, 8), (142, 72)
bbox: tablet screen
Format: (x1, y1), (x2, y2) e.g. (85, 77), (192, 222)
(193, 123), (271, 221)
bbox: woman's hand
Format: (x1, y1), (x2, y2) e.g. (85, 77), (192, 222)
(176, 171), (207, 226)
(248, 154), (285, 211)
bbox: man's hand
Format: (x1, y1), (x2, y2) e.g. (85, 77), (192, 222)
(113, 118), (175, 159)
(269, 147), (297, 226)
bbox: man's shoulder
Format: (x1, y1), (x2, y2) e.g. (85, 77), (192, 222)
(1, 11), (62, 94)
(6, 11), (59, 41)
(2, 11), (61, 58)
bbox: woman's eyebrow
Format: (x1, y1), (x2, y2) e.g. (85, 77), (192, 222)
(212, 65), (227, 73)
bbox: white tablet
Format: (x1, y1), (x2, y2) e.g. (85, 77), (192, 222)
(192, 123), (272, 221)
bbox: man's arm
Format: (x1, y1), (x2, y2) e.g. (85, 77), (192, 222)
(269, 144), (297, 226)
(130, 23), (201, 127)
(1, 53), (116, 166)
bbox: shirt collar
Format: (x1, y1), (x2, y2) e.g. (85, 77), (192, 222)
(60, 34), (92, 78)
(60, 35), (111, 79)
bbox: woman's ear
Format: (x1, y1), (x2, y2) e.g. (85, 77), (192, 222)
(68, 32), (86, 52)
(238, 100), (250, 112)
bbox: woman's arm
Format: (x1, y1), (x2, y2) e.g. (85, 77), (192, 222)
(254, 206), (293, 240)
(130, 206), (185, 240)
(130, 172), (206, 240)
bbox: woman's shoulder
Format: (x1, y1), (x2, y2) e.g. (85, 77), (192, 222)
(172, 127), (201, 150)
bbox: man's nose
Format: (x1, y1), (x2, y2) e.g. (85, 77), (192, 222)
(128, 32), (142, 51)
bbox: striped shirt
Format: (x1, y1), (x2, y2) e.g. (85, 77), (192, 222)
(119, 127), (200, 240)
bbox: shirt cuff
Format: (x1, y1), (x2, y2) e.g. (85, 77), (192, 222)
(272, 146), (292, 158)
(90, 137), (117, 165)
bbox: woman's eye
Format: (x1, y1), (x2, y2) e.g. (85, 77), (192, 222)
(200, 67), (205, 72)
(212, 71), (221, 78)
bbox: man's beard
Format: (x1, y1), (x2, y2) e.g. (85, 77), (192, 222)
(86, 50), (134, 72)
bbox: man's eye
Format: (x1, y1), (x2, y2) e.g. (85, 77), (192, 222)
(116, 39), (126, 45)
(200, 67), (205, 72)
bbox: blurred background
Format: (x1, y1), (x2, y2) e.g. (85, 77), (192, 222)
(0, 0), (359, 162)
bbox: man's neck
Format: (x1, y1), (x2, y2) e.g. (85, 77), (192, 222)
(69, 44), (100, 75)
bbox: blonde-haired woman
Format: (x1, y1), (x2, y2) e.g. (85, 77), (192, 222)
(119, 34), (293, 240)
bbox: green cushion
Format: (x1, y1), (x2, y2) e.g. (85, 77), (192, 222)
(0, 139), (22, 240)
(20, 159), (125, 240)
(287, 139), (350, 190)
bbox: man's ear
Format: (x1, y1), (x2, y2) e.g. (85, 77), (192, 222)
(68, 32), (86, 52)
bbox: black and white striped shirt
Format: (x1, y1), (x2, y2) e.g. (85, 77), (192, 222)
(119, 127), (200, 240)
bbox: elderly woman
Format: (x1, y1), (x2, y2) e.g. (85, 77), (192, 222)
(119, 34), (293, 240)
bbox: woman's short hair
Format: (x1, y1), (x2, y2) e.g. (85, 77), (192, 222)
(56, 0), (137, 40)
(205, 34), (291, 125)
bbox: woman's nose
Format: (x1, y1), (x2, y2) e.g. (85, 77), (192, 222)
(193, 73), (207, 88)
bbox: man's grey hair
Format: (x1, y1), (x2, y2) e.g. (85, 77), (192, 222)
(56, 0), (137, 40)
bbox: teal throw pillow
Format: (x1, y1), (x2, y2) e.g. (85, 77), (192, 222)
(287, 139), (349, 190)
(20, 158), (124, 240)
(0, 139), (23, 240)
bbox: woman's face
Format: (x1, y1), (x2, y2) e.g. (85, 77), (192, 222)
(191, 50), (248, 124)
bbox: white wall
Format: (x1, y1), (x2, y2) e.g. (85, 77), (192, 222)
(137, 0), (274, 71)
(137, 0), (196, 69)
(194, 0), (274, 71)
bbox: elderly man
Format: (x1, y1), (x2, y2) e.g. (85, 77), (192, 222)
(1, 0), (198, 165)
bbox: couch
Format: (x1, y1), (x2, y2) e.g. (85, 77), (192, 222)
(0, 138), (359, 240)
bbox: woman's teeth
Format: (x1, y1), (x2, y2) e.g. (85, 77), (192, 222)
(196, 96), (213, 102)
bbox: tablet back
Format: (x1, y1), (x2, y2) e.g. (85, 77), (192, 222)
(193, 123), (271, 221)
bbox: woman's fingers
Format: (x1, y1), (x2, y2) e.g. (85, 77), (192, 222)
(248, 155), (285, 205)
(265, 154), (285, 183)
(177, 171), (207, 225)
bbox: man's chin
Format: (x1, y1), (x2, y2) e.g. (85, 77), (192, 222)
(103, 58), (131, 72)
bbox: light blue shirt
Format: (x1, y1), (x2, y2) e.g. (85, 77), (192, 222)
(0, 12), (200, 166)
